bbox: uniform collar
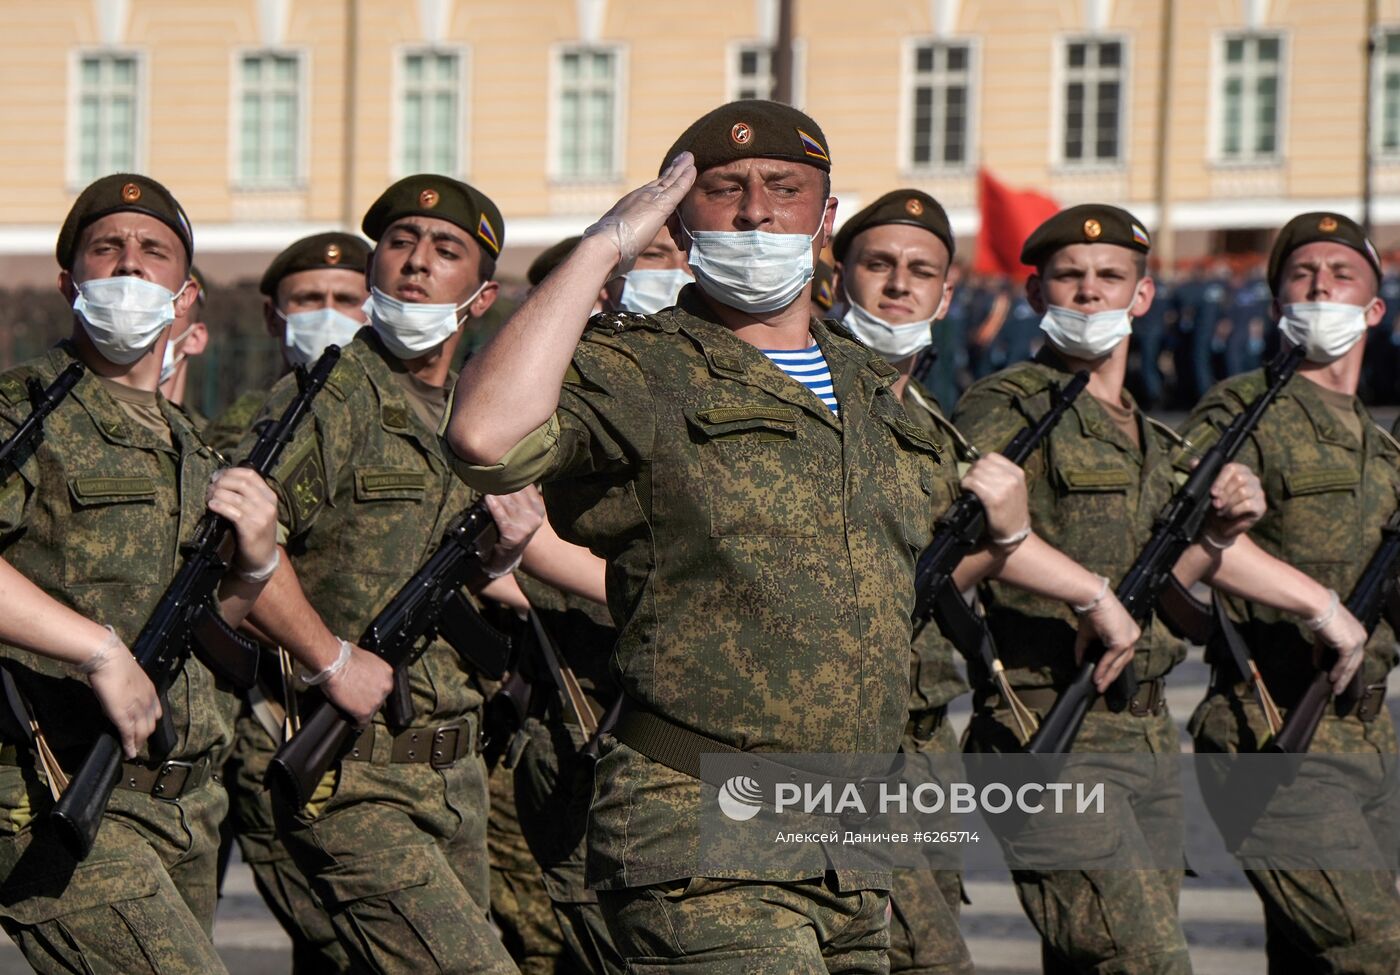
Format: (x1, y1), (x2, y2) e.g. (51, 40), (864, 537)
(1285, 374), (1365, 453)
(352, 331), (453, 464)
(54, 341), (180, 455)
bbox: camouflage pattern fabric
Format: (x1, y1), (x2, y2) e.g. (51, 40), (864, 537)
(241, 332), (514, 973)
(488, 761), (569, 974)
(203, 388), (269, 457)
(596, 875), (889, 974)
(0, 342), (235, 971)
(446, 286), (958, 894)
(225, 708), (349, 973)
(953, 349), (1192, 972)
(1184, 371), (1400, 970)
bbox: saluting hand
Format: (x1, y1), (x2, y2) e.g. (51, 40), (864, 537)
(585, 152), (698, 275)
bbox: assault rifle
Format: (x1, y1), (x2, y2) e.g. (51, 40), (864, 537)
(1027, 344), (1306, 755)
(50, 347), (342, 859)
(265, 500), (508, 810)
(0, 362), (85, 473)
(1268, 508), (1400, 754)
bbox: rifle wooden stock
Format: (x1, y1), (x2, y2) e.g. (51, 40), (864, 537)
(264, 502), (501, 811)
(1026, 344), (1306, 755)
(49, 347), (341, 859)
(1268, 510), (1400, 754)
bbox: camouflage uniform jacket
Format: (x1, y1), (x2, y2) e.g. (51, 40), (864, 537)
(240, 332), (483, 723)
(0, 342), (233, 761)
(1184, 370), (1400, 700)
(448, 287), (957, 889)
(900, 377), (971, 714)
(204, 388), (269, 457)
(952, 350), (1186, 690)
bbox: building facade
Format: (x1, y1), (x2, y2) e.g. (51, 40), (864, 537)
(0, 0), (1393, 284)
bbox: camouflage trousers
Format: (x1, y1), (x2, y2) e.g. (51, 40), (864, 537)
(226, 707), (349, 973)
(0, 755), (229, 974)
(598, 873), (889, 974)
(1192, 690), (1400, 974)
(965, 703), (1191, 975)
(489, 761), (569, 973)
(273, 713), (518, 975)
(888, 718), (973, 975)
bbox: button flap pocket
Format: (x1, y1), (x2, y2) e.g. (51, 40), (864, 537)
(885, 417), (944, 460)
(68, 474), (157, 507)
(315, 844), (435, 907)
(1055, 467), (1134, 492)
(686, 405), (799, 442)
(1283, 467), (1360, 497)
(354, 467), (428, 501)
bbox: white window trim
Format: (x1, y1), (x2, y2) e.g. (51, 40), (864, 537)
(1208, 29), (1288, 167)
(390, 44), (472, 180)
(228, 47), (312, 191)
(1050, 32), (1131, 172)
(547, 42), (629, 185)
(897, 35), (980, 176)
(1371, 26), (1400, 160)
(66, 48), (147, 191)
(724, 38), (808, 107)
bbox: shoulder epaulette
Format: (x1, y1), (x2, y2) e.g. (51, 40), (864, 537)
(1373, 423), (1400, 456)
(823, 317), (859, 343)
(995, 364), (1054, 398)
(587, 310), (672, 335)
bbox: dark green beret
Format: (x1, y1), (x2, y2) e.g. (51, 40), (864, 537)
(527, 236), (582, 287)
(663, 99), (831, 175)
(361, 175), (505, 260)
(1020, 203), (1151, 268)
(56, 173), (193, 270)
(259, 232), (371, 296)
(812, 257), (836, 311)
(832, 189), (954, 263)
(1267, 211), (1381, 294)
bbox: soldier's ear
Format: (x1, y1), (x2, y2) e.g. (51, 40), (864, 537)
(58, 269), (76, 303)
(1025, 273), (1047, 315)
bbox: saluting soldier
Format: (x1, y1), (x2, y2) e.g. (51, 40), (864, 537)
(953, 204), (1364, 973)
(1186, 212), (1400, 972)
(831, 188), (973, 975)
(237, 175), (550, 973)
(0, 174), (281, 972)
(442, 100), (1150, 972)
(203, 232), (371, 456)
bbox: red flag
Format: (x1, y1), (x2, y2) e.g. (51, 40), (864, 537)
(973, 168), (1059, 282)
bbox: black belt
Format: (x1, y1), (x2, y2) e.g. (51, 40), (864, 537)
(343, 716), (479, 768)
(978, 677), (1168, 718)
(1216, 677), (1387, 723)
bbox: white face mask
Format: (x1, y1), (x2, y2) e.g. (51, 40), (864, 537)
(618, 268), (692, 315)
(73, 276), (187, 365)
(682, 203), (826, 314)
(1279, 301), (1370, 363)
(158, 323), (196, 385)
(365, 283), (485, 360)
(277, 307), (365, 368)
(840, 291), (936, 363)
(1038, 304), (1134, 360)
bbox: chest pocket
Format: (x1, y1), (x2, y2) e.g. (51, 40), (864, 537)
(64, 473), (164, 587)
(343, 464), (434, 575)
(1280, 465), (1360, 566)
(1047, 454), (1136, 570)
(884, 416), (945, 551)
(685, 405), (823, 537)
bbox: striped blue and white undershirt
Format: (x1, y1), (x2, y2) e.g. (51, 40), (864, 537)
(760, 344), (839, 415)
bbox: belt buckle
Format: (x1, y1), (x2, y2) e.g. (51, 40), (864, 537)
(152, 759), (196, 800)
(431, 724), (463, 768)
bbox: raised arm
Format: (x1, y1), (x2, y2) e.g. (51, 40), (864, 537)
(446, 154), (696, 465)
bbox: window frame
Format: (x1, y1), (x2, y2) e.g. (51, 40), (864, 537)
(724, 39), (808, 105)
(230, 47), (311, 191)
(67, 48), (146, 189)
(548, 42), (629, 185)
(898, 36), (979, 176)
(1209, 29), (1287, 167)
(1372, 27), (1400, 159)
(392, 44), (472, 180)
(1052, 33), (1130, 170)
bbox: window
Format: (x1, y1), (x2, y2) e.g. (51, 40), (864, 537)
(400, 49), (465, 175)
(727, 41), (807, 104)
(1375, 30), (1400, 156)
(554, 47), (623, 182)
(907, 41), (973, 170)
(74, 53), (140, 183)
(237, 52), (303, 188)
(1218, 33), (1283, 163)
(1061, 38), (1124, 165)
